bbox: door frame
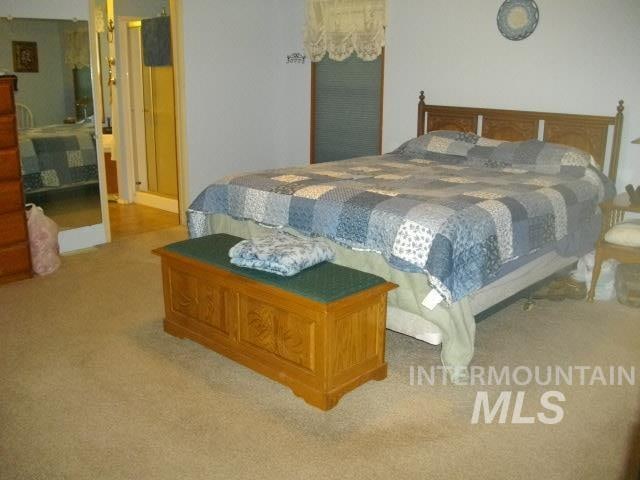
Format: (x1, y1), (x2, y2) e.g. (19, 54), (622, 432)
(169, 0), (189, 223)
(124, 20), (148, 192)
(309, 48), (385, 164)
(115, 15), (140, 204)
(108, 0), (188, 221)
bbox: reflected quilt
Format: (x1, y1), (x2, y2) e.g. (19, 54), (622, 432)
(19, 123), (98, 193)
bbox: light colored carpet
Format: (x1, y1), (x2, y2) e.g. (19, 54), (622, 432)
(1, 227), (639, 480)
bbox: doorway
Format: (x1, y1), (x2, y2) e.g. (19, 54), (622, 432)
(127, 19), (179, 202)
(107, 15), (179, 239)
(95, 0), (185, 240)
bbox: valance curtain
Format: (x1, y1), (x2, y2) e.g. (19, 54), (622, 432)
(304, 0), (387, 62)
(64, 29), (90, 68)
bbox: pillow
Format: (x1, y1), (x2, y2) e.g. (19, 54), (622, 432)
(464, 139), (593, 177)
(393, 130), (510, 159)
(604, 220), (640, 248)
(393, 130), (593, 178)
(393, 130), (482, 159)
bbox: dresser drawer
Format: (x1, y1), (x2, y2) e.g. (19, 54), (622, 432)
(0, 148), (21, 180)
(0, 81), (14, 115)
(0, 210), (28, 247)
(0, 181), (24, 214)
(0, 115), (18, 149)
(0, 243), (31, 278)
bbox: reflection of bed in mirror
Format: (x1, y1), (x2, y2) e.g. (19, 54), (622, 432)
(3, 16), (102, 232)
(18, 122), (98, 195)
(18, 122), (101, 230)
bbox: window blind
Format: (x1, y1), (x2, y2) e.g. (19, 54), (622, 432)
(313, 53), (382, 163)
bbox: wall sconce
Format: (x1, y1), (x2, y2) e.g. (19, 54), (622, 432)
(106, 57), (116, 105)
(107, 57), (116, 86)
(95, 7), (115, 42)
(106, 18), (115, 43)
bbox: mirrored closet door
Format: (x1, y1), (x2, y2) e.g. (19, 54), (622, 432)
(0, 12), (109, 252)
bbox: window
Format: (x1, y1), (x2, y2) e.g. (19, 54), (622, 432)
(311, 51), (384, 163)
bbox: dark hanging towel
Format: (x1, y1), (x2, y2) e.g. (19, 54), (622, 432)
(141, 16), (172, 67)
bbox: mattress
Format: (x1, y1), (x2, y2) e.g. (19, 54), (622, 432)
(190, 153), (607, 296)
(188, 139), (610, 377)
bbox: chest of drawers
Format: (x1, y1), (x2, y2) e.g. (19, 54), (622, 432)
(0, 77), (32, 284)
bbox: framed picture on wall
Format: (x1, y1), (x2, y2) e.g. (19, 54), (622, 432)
(12, 41), (39, 72)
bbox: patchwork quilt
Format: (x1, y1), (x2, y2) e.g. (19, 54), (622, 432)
(188, 134), (613, 303)
(19, 124), (98, 193)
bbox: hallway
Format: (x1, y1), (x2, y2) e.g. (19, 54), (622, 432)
(108, 202), (179, 239)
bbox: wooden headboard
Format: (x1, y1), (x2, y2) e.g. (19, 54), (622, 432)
(417, 91), (625, 181)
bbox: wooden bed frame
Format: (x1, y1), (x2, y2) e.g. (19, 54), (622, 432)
(417, 91), (625, 181)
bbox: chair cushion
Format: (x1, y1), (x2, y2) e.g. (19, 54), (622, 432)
(605, 220), (640, 247)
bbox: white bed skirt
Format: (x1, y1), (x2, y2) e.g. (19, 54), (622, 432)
(202, 213), (579, 379)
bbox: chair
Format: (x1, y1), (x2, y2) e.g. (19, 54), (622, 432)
(588, 193), (640, 301)
(15, 103), (34, 130)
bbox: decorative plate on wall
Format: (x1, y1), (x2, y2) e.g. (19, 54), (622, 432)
(497, 0), (539, 41)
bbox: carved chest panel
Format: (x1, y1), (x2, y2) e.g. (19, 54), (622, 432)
(155, 247), (396, 410)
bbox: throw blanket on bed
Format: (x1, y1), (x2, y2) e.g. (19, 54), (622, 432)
(229, 231), (335, 276)
(188, 135), (613, 303)
(19, 124), (98, 193)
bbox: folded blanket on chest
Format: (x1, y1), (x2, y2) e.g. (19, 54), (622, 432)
(228, 232), (335, 276)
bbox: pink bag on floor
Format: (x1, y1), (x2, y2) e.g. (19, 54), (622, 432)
(25, 203), (61, 276)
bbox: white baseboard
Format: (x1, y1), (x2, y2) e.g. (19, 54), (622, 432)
(59, 224), (107, 253)
(134, 191), (179, 213)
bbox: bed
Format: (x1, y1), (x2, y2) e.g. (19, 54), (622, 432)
(18, 123), (98, 194)
(187, 92), (625, 379)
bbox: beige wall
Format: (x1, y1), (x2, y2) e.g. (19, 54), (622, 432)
(0, 0), (88, 20)
(181, 0), (309, 201)
(0, 18), (79, 126)
(115, 0), (167, 17)
(382, 0), (640, 191)
(182, 0), (640, 200)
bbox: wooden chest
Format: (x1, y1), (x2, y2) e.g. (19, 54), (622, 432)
(0, 77), (32, 284)
(154, 234), (396, 410)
